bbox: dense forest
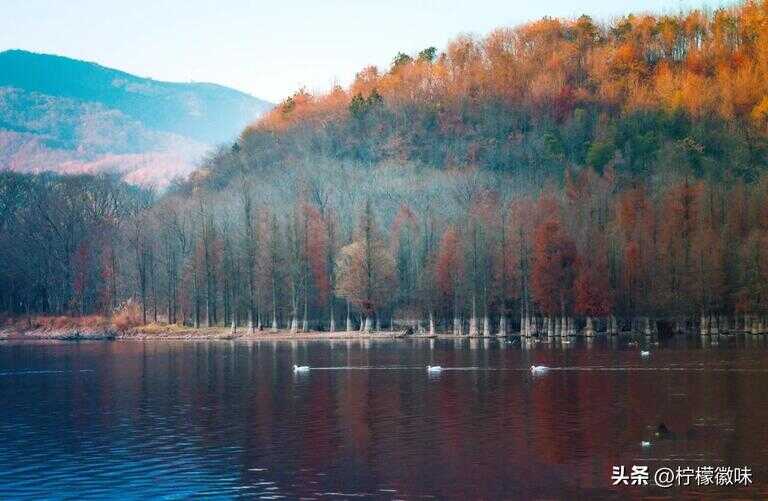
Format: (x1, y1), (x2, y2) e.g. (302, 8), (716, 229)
(4, 1), (768, 335)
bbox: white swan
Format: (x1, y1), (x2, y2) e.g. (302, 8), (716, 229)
(641, 441), (651, 447)
(530, 365), (549, 374)
(640, 351), (650, 357)
(293, 365), (310, 373)
(426, 365), (442, 372)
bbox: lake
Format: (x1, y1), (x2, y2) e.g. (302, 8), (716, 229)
(0, 336), (767, 499)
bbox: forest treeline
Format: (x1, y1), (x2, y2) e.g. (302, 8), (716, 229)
(4, 1), (768, 335)
(3, 165), (768, 334)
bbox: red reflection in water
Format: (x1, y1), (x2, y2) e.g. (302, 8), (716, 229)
(0, 337), (767, 499)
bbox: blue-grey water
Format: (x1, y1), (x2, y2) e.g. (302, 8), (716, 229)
(1, 336), (767, 499)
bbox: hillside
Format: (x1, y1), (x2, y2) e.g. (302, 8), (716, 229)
(0, 50), (272, 186)
(194, 2), (768, 190)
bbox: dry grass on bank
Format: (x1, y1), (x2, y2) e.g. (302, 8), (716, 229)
(138, 322), (193, 335)
(111, 301), (142, 330)
(1, 310), (407, 341)
(0, 300), (141, 336)
(1, 313), (111, 331)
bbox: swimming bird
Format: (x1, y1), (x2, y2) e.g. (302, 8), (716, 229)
(640, 350), (650, 357)
(655, 422), (676, 439)
(641, 441), (651, 447)
(426, 365), (442, 372)
(530, 365), (549, 374)
(293, 365), (310, 373)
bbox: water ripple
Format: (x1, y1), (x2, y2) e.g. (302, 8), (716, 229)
(0, 338), (767, 499)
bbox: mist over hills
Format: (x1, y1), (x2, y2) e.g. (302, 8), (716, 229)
(0, 50), (272, 186)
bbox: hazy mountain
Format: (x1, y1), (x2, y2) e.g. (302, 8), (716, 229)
(0, 50), (272, 186)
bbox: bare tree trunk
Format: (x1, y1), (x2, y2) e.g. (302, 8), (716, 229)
(166, 252), (173, 325)
(584, 316), (595, 337)
(149, 248), (157, 323)
(520, 310), (528, 337)
(193, 264), (200, 329)
(136, 239), (148, 325)
(110, 245), (119, 312)
(329, 299), (336, 333)
(178, 291), (184, 327)
(468, 295), (478, 336)
(453, 316), (462, 336)
(271, 261), (278, 332)
(608, 315), (618, 335)
(700, 313), (710, 336)
(643, 316), (653, 335)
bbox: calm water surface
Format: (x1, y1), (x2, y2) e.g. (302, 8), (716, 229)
(1, 336), (768, 499)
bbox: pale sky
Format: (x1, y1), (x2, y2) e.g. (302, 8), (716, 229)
(1, 0), (718, 103)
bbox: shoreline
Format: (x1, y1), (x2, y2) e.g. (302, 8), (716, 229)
(0, 329), (522, 342)
(0, 325), (457, 342)
(0, 324), (758, 342)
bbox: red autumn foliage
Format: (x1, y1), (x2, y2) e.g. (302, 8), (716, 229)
(436, 226), (462, 299)
(112, 300), (142, 330)
(305, 203), (331, 306)
(531, 217), (577, 316)
(574, 237), (613, 317)
(657, 179), (703, 312)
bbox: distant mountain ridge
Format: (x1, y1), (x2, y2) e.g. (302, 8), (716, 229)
(0, 50), (273, 185)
